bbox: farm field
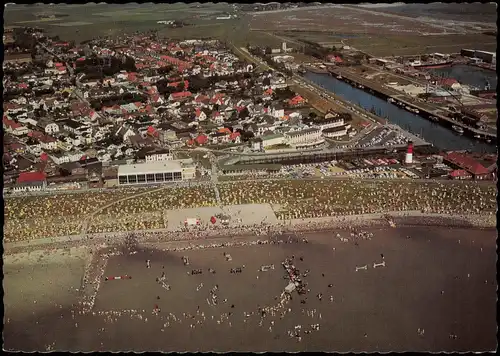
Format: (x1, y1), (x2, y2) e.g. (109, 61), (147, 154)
(359, 3), (497, 23)
(249, 6), (454, 34)
(343, 34), (498, 57)
(3, 3), (236, 43)
(248, 5), (496, 56)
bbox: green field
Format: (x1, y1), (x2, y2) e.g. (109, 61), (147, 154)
(4, 3), (237, 43)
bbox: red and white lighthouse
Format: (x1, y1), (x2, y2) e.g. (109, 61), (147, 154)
(405, 141), (413, 165)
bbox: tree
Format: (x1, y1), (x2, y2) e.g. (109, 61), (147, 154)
(331, 45), (337, 52)
(178, 81), (185, 91)
(238, 107), (249, 119)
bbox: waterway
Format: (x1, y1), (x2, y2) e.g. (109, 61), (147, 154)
(428, 64), (497, 89)
(304, 71), (496, 153)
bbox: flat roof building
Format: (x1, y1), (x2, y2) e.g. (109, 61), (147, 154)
(117, 160), (195, 185)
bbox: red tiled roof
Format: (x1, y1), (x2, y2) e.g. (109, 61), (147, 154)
(438, 78), (458, 86)
(195, 134), (208, 145)
(171, 91), (192, 99)
(444, 152), (489, 175)
(128, 72), (138, 81)
(38, 135), (57, 143)
(40, 152), (49, 161)
(449, 169), (470, 178)
(147, 126), (158, 137)
(195, 94), (210, 103)
(290, 95), (304, 102)
(229, 132), (241, 140)
(218, 127), (231, 134)
(17, 171), (46, 184)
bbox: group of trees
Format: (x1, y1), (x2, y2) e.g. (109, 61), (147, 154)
(261, 55), (293, 77)
(74, 55), (136, 77)
(89, 92), (147, 110)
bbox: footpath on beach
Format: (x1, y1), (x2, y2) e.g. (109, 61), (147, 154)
(4, 210), (495, 254)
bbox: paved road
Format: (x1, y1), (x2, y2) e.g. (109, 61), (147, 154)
(231, 44), (271, 71)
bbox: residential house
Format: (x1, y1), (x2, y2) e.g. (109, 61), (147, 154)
(270, 104), (285, 119)
(62, 119), (87, 135)
(37, 118), (60, 135)
(229, 131), (241, 144)
(49, 150), (84, 165)
(42, 98), (63, 111)
(169, 91), (193, 102)
(194, 108), (207, 121)
(37, 134), (56, 151)
(145, 149), (173, 162)
(211, 111), (225, 124)
(287, 95), (306, 107)
(3, 117), (29, 136)
(195, 134), (209, 146)
(150, 94), (165, 105)
(115, 125), (137, 143)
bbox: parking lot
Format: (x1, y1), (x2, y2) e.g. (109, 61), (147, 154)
(355, 127), (409, 148)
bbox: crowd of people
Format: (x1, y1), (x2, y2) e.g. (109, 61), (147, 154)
(4, 186), (216, 242)
(218, 180), (496, 220)
(5, 179), (495, 243)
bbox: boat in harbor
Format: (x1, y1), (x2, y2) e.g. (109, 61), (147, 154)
(474, 134), (481, 139)
(452, 125), (464, 134)
(430, 116), (439, 122)
(404, 105), (420, 114)
(387, 98), (396, 103)
(412, 60), (454, 69)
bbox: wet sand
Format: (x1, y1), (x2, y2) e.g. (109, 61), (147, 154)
(3, 226), (496, 352)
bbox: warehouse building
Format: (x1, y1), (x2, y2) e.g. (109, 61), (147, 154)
(117, 160), (195, 185)
(461, 49), (496, 64)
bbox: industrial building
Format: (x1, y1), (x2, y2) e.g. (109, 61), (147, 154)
(460, 49), (496, 64)
(117, 159), (195, 185)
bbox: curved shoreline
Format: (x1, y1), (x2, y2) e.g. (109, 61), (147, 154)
(4, 211), (495, 255)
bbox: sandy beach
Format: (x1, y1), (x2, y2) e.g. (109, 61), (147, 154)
(3, 224), (496, 352)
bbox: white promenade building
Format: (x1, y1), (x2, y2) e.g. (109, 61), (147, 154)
(117, 159), (195, 185)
